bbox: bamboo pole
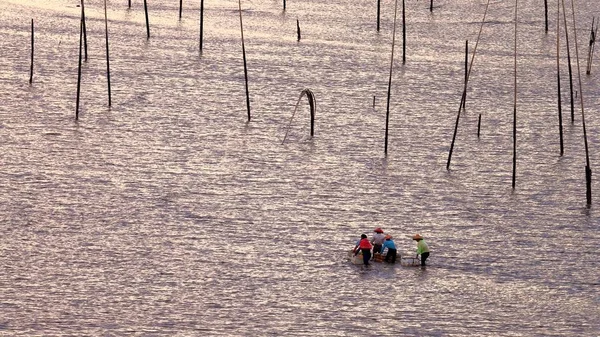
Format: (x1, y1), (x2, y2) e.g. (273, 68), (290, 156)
(283, 0), (286, 11)
(430, 0), (433, 12)
(239, 0), (251, 122)
(144, 0), (150, 39)
(544, 0), (548, 33)
(179, 0), (183, 20)
(567, 0), (592, 205)
(29, 19), (34, 84)
(297, 19), (301, 41)
(128, 0), (131, 9)
(556, 0), (563, 156)
(282, 89), (317, 144)
(561, 2), (575, 123)
(308, 91), (315, 136)
(512, 0), (518, 189)
(76, 19), (83, 120)
(384, 0), (399, 156)
(81, 0), (88, 61)
(402, 0), (405, 63)
(463, 40), (468, 110)
(586, 18), (596, 75)
(200, 0), (204, 52)
(447, 0), (490, 170)
(590, 24), (599, 75)
(477, 114), (481, 138)
(377, 0), (381, 32)
(104, 0), (112, 107)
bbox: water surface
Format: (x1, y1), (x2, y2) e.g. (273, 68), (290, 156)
(0, 0), (599, 335)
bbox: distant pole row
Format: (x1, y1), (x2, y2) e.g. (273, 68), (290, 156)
(55, 1), (205, 119)
(137, 1), (205, 50)
(29, 0), (594, 204)
(443, 0), (591, 204)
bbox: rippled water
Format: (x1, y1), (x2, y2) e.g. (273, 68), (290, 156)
(1, 0), (599, 335)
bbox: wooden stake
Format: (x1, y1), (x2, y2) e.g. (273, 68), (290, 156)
(283, 0), (286, 11)
(297, 19), (301, 41)
(477, 114), (481, 138)
(179, 0), (183, 20)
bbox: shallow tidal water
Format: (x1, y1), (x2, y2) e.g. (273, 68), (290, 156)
(0, 0), (599, 335)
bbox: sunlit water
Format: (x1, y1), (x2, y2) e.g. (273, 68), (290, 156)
(1, 0), (599, 335)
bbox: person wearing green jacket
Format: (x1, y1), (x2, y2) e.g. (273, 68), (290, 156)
(413, 234), (430, 267)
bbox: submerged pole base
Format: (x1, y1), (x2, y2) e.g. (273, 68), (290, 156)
(586, 165), (592, 205)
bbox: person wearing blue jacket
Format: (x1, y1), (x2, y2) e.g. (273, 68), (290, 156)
(381, 234), (398, 263)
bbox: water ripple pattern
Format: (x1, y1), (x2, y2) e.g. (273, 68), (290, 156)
(0, 0), (599, 336)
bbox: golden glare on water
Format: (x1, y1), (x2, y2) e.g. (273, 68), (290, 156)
(0, 0), (599, 336)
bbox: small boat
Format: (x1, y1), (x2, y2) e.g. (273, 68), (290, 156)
(348, 250), (421, 266)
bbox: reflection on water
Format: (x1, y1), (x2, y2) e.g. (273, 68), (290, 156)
(0, 0), (599, 335)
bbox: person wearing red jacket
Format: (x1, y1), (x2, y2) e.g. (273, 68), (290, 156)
(353, 234), (373, 265)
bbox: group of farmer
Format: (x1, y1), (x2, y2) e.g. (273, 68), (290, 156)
(352, 227), (430, 267)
